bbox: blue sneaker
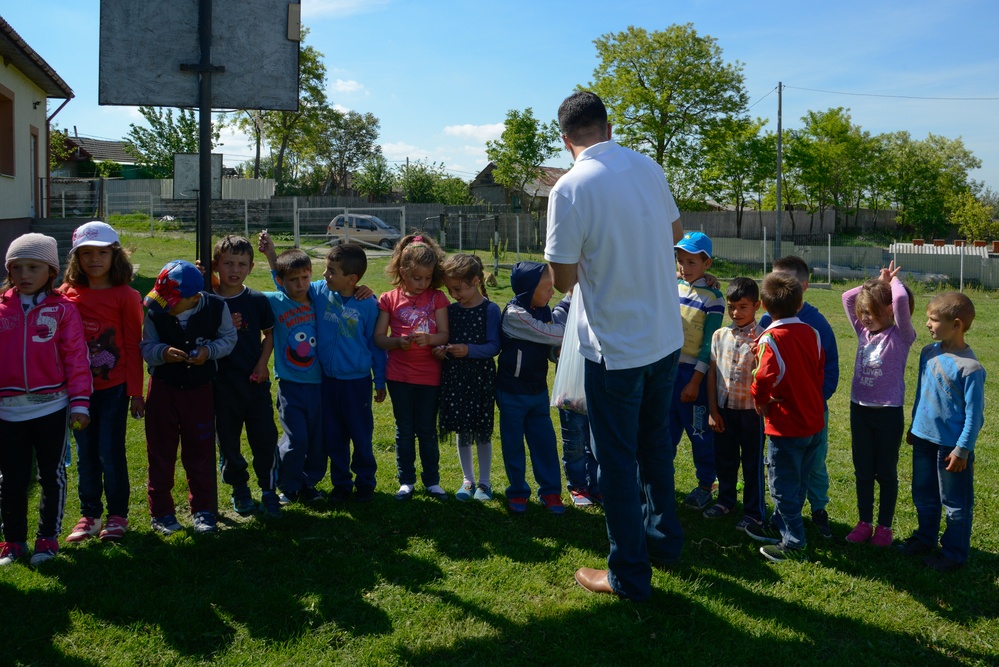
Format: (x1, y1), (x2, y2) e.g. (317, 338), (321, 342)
(151, 514), (182, 536)
(231, 486), (256, 514)
(261, 491), (283, 518)
(684, 486), (714, 511)
(473, 484), (493, 501)
(192, 511), (218, 534)
(455, 481), (474, 501)
(278, 491), (298, 506)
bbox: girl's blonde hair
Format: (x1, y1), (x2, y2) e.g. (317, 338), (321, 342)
(64, 242), (135, 287)
(386, 231), (445, 289)
(855, 278), (915, 323)
(441, 253), (487, 297)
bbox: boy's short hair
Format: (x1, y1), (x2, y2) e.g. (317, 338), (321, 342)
(558, 91), (608, 145)
(212, 235), (254, 264)
(928, 291), (976, 331)
(772, 256), (810, 283)
(275, 249), (312, 278)
(327, 243), (367, 280)
(760, 272), (802, 320)
(726, 277), (759, 303)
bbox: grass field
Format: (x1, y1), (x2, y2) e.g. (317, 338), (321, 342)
(2, 229), (997, 666)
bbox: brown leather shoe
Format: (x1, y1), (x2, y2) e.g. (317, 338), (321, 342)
(574, 567), (616, 595)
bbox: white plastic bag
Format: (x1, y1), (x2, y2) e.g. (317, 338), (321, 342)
(551, 288), (587, 414)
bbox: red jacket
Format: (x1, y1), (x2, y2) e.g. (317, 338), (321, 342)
(0, 288), (93, 413)
(751, 318), (825, 437)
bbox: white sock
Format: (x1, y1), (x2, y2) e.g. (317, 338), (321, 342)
(398, 484), (414, 494)
(426, 484), (446, 494)
(457, 439), (476, 485)
(477, 440), (492, 488)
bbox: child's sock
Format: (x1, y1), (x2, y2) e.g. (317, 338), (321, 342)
(458, 444), (476, 485)
(477, 441), (493, 488)
(426, 484), (446, 495)
(398, 483), (414, 495)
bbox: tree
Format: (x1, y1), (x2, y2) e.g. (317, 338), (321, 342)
(48, 124), (74, 172)
(395, 160), (474, 204)
(485, 108), (561, 214)
(234, 110), (266, 178)
(700, 116), (769, 236)
(314, 108), (381, 196)
(950, 190), (999, 241)
(123, 106), (223, 178)
(587, 24), (748, 179)
(354, 154), (395, 202)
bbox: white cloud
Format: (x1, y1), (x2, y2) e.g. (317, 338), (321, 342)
(330, 79), (364, 94)
(303, 0), (391, 19)
(443, 123), (504, 143)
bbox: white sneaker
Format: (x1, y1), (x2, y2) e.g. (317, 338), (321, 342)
(65, 516), (102, 543)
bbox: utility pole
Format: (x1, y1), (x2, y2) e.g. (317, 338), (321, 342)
(774, 82), (782, 267)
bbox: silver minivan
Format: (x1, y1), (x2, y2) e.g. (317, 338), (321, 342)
(326, 214), (401, 249)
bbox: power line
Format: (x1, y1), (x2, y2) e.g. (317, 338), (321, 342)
(785, 85), (999, 101)
(747, 85), (778, 111)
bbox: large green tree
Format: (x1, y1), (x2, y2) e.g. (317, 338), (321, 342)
(396, 160), (474, 205)
(587, 23), (748, 193)
(700, 116), (769, 236)
(354, 154), (395, 202)
(314, 108), (381, 196)
(485, 108), (561, 214)
(123, 107), (223, 178)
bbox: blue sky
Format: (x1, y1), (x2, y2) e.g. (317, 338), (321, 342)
(6, 0), (999, 187)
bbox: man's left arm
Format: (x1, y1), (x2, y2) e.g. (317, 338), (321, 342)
(550, 262), (577, 294)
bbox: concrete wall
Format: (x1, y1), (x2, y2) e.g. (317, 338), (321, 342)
(0, 64), (48, 221)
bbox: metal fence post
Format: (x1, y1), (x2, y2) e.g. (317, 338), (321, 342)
(960, 243), (965, 291)
(244, 199), (249, 239)
(762, 226), (767, 274)
(516, 215), (521, 260)
(293, 197), (300, 248)
(828, 233), (832, 284)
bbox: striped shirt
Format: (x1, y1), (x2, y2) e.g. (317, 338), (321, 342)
(677, 278), (725, 374)
(711, 321), (764, 410)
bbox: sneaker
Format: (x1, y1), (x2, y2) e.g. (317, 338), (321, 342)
(192, 511), (218, 534)
(151, 514), (182, 536)
(395, 485), (414, 501)
(742, 518), (781, 544)
(871, 525), (893, 547)
(473, 484), (493, 501)
(0, 541), (28, 566)
(299, 487), (325, 503)
(703, 503), (732, 519)
(685, 486), (714, 511)
(30, 537), (59, 566)
(507, 496), (528, 514)
(897, 535), (934, 556)
(570, 489), (595, 507)
(759, 543), (808, 563)
(99, 515), (128, 542)
(846, 521), (874, 544)
(278, 491), (298, 506)
(426, 485), (448, 500)
(455, 481), (475, 502)
(811, 509), (833, 539)
(328, 486), (352, 504)
(540, 493), (566, 515)
(261, 491), (283, 518)
(923, 552), (963, 572)
(354, 486), (375, 503)
(65, 516), (102, 543)
(231, 486), (257, 514)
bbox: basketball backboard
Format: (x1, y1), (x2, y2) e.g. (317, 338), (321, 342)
(174, 153), (222, 200)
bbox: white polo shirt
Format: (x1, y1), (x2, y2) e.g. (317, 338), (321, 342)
(545, 140), (683, 371)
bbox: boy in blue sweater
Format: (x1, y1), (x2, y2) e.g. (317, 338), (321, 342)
(496, 262), (569, 515)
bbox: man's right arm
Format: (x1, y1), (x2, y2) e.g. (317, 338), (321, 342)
(672, 217), (683, 244)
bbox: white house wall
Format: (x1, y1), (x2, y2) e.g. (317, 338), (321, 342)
(0, 63), (48, 221)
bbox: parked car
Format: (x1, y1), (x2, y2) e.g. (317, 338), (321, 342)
(326, 214), (401, 249)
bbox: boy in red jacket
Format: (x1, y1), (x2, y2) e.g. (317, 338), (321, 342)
(751, 272), (825, 563)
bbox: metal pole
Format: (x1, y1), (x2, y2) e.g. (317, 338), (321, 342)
(762, 225), (767, 275)
(244, 199), (249, 238)
(293, 198), (300, 248)
(828, 233), (832, 284)
(960, 242), (965, 291)
(197, 0), (213, 290)
(61, 191), (65, 218)
(493, 216), (499, 275)
(516, 215), (521, 260)
(775, 82), (783, 264)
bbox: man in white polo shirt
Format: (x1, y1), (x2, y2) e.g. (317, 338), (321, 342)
(546, 91), (685, 602)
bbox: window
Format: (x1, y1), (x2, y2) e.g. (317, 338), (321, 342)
(0, 83), (14, 176)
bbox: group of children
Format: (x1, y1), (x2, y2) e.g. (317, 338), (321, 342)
(0, 223), (985, 572)
(678, 231), (984, 569)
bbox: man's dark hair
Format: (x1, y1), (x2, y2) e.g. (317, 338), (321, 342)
(772, 256), (810, 283)
(726, 277), (760, 303)
(327, 243), (367, 280)
(760, 272), (802, 320)
(558, 91), (608, 144)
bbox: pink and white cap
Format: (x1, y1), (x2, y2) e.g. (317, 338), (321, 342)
(71, 221), (120, 254)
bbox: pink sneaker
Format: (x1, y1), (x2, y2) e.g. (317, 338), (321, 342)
(846, 521), (874, 544)
(871, 524), (893, 547)
(99, 515), (129, 542)
(65, 516), (102, 543)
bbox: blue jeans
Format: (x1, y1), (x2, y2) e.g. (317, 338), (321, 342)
(911, 435), (975, 564)
(276, 380), (324, 496)
(323, 375), (377, 490)
(559, 409), (599, 495)
(669, 362), (715, 488)
(767, 431), (822, 551)
(73, 383), (131, 518)
(585, 351), (682, 602)
(806, 408), (831, 512)
(497, 389), (562, 498)
(387, 380), (440, 487)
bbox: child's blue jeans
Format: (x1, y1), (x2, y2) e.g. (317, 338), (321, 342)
(910, 434), (974, 563)
(73, 383), (131, 518)
(387, 380), (440, 487)
(767, 431), (822, 551)
(558, 408), (599, 495)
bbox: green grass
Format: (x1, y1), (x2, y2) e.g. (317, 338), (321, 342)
(3, 230), (998, 666)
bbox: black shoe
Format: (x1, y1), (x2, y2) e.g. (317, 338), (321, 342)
(760, 543), (808, 563)
(298, 486), (325, 503)
(811, 509), (833, 539)
(923, 552), (963, 572)
(328, 486), (352, 503)
(743, 519), (781, 544)
(897, 535), (934, 556)
(355, 486), (375, 503)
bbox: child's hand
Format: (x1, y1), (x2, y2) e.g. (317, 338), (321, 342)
(187, 346), (209, 365)
(231, 311), (244, 330)
(432, 345), (448, 360)
(165, 347), (189, 364)
(130, 396), (145, 420)
(680, 379), (699, 403)
(250, 362), (269, 383)
(70, 413), (90, 431)
(355, 284), (374, 300)
(397, 336), (412, 351)
(880, 260), (901, 284)
(258, 231), (276, 258)
(375, 388), (387, 403)
(906, 430), (915, 445)
(709, 410), (725, 433)
(703, 273), (720, 290)
(447, 344), (468, 358)
(944, 452), (968, 473)
(410, 332), (432, 347)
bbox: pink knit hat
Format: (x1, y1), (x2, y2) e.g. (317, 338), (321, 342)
(5, 233), (60, 274)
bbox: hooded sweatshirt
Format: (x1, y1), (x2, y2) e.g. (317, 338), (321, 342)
(496, 262), (569, 394)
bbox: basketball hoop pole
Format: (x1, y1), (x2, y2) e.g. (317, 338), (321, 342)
(181, 0), (225, 290)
